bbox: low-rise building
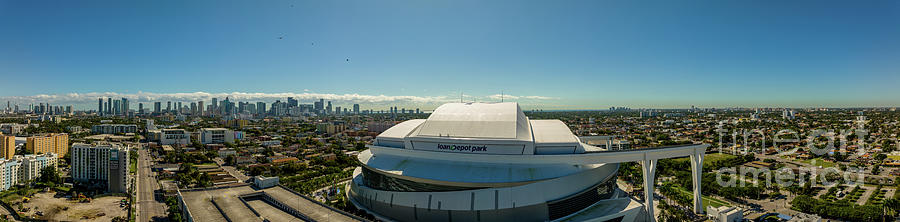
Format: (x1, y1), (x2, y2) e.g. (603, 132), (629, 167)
(91, 124), (138, 134)
(268, 155), (299, 165)
(0, 123), (27, 135)
(236, 156), (256, 165)
(160, 129), (191, 145)
(200, 128), (234, 144)
(217, 148), (236, 158)
(707, 206), (743, 222)
(253, 176), (279, 189)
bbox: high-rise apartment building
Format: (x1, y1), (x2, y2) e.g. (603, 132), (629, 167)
(154, 102), (161, 113)
(25, 133), (69, 156)
(71, 143), (130, 193)
(353, 104), (360, 114)
(98, 98), (104, 115)
(0, 134), (14, 160)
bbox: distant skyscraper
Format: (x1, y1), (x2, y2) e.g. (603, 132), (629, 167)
(113, 100), (121, 115)
(121, 98), (128, 115)
(211, 98), (218, 114)
(287, 97), (298, 107)
(154, 102), (161, 113)
(198, 101), (204, 115)
(314, 99), (324, 113)
(138, 103), (143, 114)
(98, 98), (103, 114)
(353, 104), (360, 114)
(106, 98), (112, 114)
(326, 101), (332, 114)
(166, 101), (171, 111)
(257, 102), (266, 115)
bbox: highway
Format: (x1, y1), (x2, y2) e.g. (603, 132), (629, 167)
(136, 147), (167, 222)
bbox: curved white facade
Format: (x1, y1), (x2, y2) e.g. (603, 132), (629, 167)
(349, 103), (645, 222)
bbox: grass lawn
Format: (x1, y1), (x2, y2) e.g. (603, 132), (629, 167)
(671, 185), (730, 208)
(55, 186), (71, 193)
(800, 157), (835, 168)
(672, 153), (736, 167)
(198, 162), (218, 165)
(0, 187), (40, 203)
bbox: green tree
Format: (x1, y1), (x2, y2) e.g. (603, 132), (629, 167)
(38, 166), (61, 185)
(224, 155), (236, 166)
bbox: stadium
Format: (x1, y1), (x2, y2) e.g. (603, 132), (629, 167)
(348, 102), (708, 222)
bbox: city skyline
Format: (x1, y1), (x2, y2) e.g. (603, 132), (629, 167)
(4, 90), (900, 112)
(2, 0), (900, 109)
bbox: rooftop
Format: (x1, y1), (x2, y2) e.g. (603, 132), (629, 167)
(179, 185), (363, 222)
(412, 102), (530, 140)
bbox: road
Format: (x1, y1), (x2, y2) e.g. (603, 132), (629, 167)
(214, 157), (250, 182)
(136, 147), (168, 222)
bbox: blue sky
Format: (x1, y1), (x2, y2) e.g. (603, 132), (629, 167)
(1, 0), (899, 110)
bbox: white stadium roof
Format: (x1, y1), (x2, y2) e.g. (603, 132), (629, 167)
(412, 102), (530, 140)
(374, 102), (583, 155)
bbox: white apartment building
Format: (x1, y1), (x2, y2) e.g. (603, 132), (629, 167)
(0, 153), (58, 192)
(91, 124), (138, 134)
(160, 129), (191, 145)
(0, 159), (19, 191)
(17, 154), (58, 182)
(200, 128), (234, 144)
(71, 143), (131, 193)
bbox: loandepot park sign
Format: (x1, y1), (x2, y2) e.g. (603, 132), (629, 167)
(411, 141), (526, 155)
(437, 144), (488, 152)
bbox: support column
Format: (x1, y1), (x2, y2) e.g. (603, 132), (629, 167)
(690, 149), (705, 214)
(641, 158), (657, 222)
